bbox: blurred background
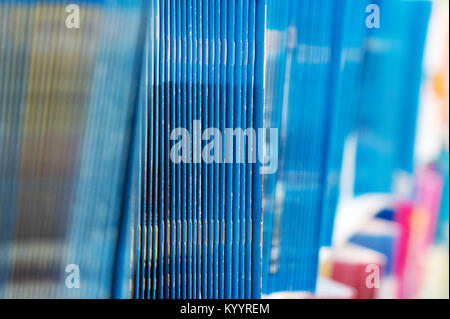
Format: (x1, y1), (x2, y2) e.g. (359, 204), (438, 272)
(262, 0), (449, 299)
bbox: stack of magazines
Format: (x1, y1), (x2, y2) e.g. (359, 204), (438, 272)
(129, 0), (265, 299)
(0, 0), (266, 299)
